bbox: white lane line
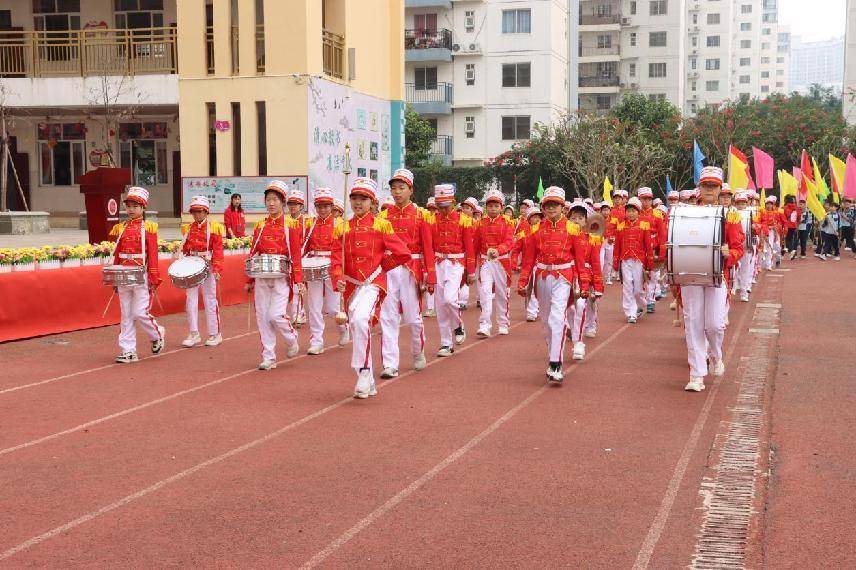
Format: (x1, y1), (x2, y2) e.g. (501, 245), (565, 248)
(0, 331), (257, 396)
(300, 323), (632, 569)
(755, 303), (781, 309)
(749, 328), (779, 334)
(631, 288), (759, 570)
(0, 320), (532, 561)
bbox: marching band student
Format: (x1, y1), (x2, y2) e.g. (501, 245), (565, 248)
(223, 193), (246, 238)
(431, 184), (477, 356)
(286, 188), (310, 327)
(331, 178), (411, 399)
(180, 195), (224, 348)
(682, 166), (745, 393)
(796, 199), (814, 258)
(514, 207), (544, 322)
(457, 196), (481, 310)
(378, 169), (436, 378)
(600, 202), (615, 285)
(381, 195), (395, 212)
(667, 190), (680, 208)
(566, 201), (604, 361)
(304, 187), (349, 355)
(423, 197), (439, 318)
(332, 198), (345, 219)
(474, 190), (515, 338)
(517, 186), (590, 383)
(109, 186), (165, 363)
(246, 180), (305, 370)
(760, 195), (781, 270)
(612, 197), (652, 324)
(841, 197), (856, 256)
(732, 192), (756, 302)
(819, 200), (842, 260)
(637, 187), (667, 312)
(782, 195), (801, 260)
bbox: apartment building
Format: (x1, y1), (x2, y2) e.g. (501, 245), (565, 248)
(845, 0), (856, 123)
(0, 0), (404, 214)
(790, 36), (845, 95)
(578, 0), (790, 116)
(404, 0), (576, 167)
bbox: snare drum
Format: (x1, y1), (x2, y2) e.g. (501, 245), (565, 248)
(168, 256), (210, 289)
(245, 254), (291, 279)
(738, 208), (755, 251)
(666, 205), (725, 287)
(302, 256), (331, 282)
(102, 265), (146, 287)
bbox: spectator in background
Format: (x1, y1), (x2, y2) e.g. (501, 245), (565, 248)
(818, 201), (841, 261)
(796, 199), (814, 259)
(224, 193), (246, 238)
(840, 197), (855, 257)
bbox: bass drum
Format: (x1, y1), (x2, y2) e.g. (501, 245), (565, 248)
(739, 208), (755, 251)
(666, 205), (725, 287)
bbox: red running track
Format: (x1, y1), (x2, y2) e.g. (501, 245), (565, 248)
(0, 263), (842, 567)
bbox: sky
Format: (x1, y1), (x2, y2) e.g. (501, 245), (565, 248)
(780, 0), (846, 42)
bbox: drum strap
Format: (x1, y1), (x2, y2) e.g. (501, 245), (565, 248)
(535, 261), (573, 271)
(179, 220), (210, 259)
(113, 220), (147, 268)
(480, 253), (510, 261)
(344, 266), (382, 288)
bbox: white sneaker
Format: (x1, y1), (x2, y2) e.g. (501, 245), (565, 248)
(605, 279), (613, 285)
(685, 377), (705, 392)
(413, 352), (427, 370)
(151, 326), (165, 354)
(307, 344), (324, 355)
(526, 315), (537, 322)
(293, 314), (306, 328)
(204, 334), (222, 347)
(115, 351), (139, 363)
(710, 359), (725, 377)
(338, 329), (351, 346)
(572, 341), (586, 361)
(423, 309), (436, 318)
(380, 367), (399, 379)
(627, 315), (637, 324)
(740, 292), (750, 302)
(497, 326), (510, 335)
(476, 327), (490, 338)
(258, 359), (277, 370)
(669, 300), (677, 310)
(182, 332), (201, 348)
(833, 256), (841, 261)
(454, 327), (466, 345)
(354, 369), (373, 399)
(584, 329), (597, 338)
(546, 365), (564, 383)
(368, 381), (378, 397)
(437, 346), (454, 357)
(287, 343), (300, 358)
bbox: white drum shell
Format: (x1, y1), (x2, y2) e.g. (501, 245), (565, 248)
(666, 205), (725, 287)
(168, 256), (210, 289)
(245, 254), (291, 279)
(102, 265), (146, 287)
(302, 256), (331, 281)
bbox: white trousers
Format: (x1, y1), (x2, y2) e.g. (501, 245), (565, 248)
(380, 265), (425, 368)
(734, 254), (753, 293)
(526, 294), (540, 319)
(306, 277), (345, 346)
(681, 283), (728, 378)
(645, 268), (660, 304)
(254, 277), (297, 361)
(601, 243), (614, 282)
(424, 291), (435, 312)
(289, 287), (306, 321)
(620, 259), (645, 318)
(568, 297), (598, 342)
(535, 274), (571, 363)
(118, 282), (162, 353)
(478, 260), (510, 331)
(185, 273), (220, 336)
(435, 259), (465, 347)
(458, 283), (470, 306)
(348, 284), (381, 376)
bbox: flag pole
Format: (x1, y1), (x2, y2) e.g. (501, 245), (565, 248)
(335, 143), (351, 326)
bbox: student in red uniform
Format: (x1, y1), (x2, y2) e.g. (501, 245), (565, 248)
(517, 186), (590, 383)
(637, 187), (667, 312)
(223, 193), (246, 238)
(286, 188), (310, 327)
(108, 186), (165, 363)
(514, 207), (544, 322)
(612, 197), (653, 323)
(180, 195), (225, 348)
(331, 178), (411, 399)
(246, 180), (305, 370)
(566, 200), (604, 361)
(474, 189), (515, 338)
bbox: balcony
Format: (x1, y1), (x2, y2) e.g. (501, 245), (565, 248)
(430, 135), (453, 166)
(406, 82), (453, 115)
(405, 0), (452, 7)
(0, 27), (177, 78)
(323, 30), (345, 79)
(580, 14), (621, 26)
(405, 29), (453, 62)
(579, 45), (620, 62)
(579, 75), (620, 94)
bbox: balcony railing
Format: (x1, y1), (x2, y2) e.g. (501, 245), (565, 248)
(206, 26), (214, 74)
(323, 29), (344, 79)
(579, 46), (620, 57)
(579, 75), (620, 87)
(404, 28), (453, 50)
(580, 14), (622, 25)
(431, 135), (453, 157)
(405, 82), (453, 104)
(0, 27), (177, 78)
(256, 24), (265, 73)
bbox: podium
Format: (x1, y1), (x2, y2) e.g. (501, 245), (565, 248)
(78, 168), (131, 243)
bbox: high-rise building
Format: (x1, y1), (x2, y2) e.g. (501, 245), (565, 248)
(846, 0), (856, 123)
(404, 0), (577, 167)
(789, 36), (844, 95)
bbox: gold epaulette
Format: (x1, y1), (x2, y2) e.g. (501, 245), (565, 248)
(726, 210), (742, 224)
(379, 209), (389, 219)
(589, 234), (604, 246)
(459, 214), (473, 228)
(180, 223), (190, 236)
(419, 207), (436, 224)
(109, 222), (124, 237)
(566, 221), (582, 236)
(144, 220), (158, 233)
(373, 217), (395, 234)
(254, 220), (266, 231)
(778, 207), (785, 214)
(640, 220), (651, 231)
(617, 221), (626, 231)
(284, 217), (300, 230)
(515, 229), (527, 241)
(653, 209), (664, 219)
(610, 216), (619, 225)
(210, 221), (225, 236)
(529, 222), (541, 233)
(502, 214), (514, 225)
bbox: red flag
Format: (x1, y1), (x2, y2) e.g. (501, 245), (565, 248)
(751, 147), (775, 189)
(801, 150), (813, 182)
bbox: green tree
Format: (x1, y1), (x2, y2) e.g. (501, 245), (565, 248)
(403, 105), (436, 169)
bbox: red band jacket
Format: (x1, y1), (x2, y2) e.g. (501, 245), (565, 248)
(612, 218), (654, 271)
(109, 217), (160, 286)
(517, 218), (590, 290)
(474, 213), (516, 273)
(181, 220), (225, 274)
(249, 215), (305, 284)
(431, 210), (477, 276)
(379, 202), (437, 286)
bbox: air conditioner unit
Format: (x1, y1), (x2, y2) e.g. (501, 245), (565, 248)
(452, 43), (461, 52)
(466, 42), (481, 52)
(630, 82), (639, 88)
(621, 17), (630, 25)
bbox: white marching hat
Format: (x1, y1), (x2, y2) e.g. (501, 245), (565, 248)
(125, 186), (149, 207)
(189, 195), (210, 212)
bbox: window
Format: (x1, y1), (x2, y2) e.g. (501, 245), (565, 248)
(648, 93), (666, 101)
(692, 14), (698, 24)
(501, 116), (530, 140)
(706, 80), (719, 91)
(33, 0), (80, 34)
(630, 32), (637, 47)
(740, 22), (751, 31)
(691, 36), (697, 47)
(629, 63), (636, 77)
(761, 56), (770, 64)
(705, 58), (720, 70)
(502, 62), (531, 87)
(465, 116), (475, 138)
(690, 103), (698, 113)
(502, 9), (531, 33)
(118, 122), (169, 186)
(231, 102), (241, 176)
(650, 0), (667, 16)
(741, 4), (752, 13)
(776, 69), (784, 76)
(207, 102), (216, 176)
(630, 1), (637, 15)
(761, 71), (770, 78)
(739, 75), (750, 84)
(707, 35), (720, 47)
(648, 62), (666, 78)
(691, 81), (697, 91)
(414, 67), (438, 90)
(37, 122), (85, 186)
(740, 57), (750, 66)
(113, 0), (164, 29)
(776, 81), (783, 87)
(707, 13), (720, 24)
(465, 63), (475, 85)
(465, 10), (475, 32)
(763, 12), (776, 23)
(762, 42), (770, 49)
(776, 56), (784, 63)
(595, 3), (613, 16)
(256, 101), (267, 175)
(761, 85), (769, 92)
(762, 27), (771, 35)
(596, 95), (612, 110)
(649, 31), (666, 47)
(740, 39), (751, 49)
(414, 13), (437, 33)
(597, 34), (612, 49)
(690, 57), (697, 70)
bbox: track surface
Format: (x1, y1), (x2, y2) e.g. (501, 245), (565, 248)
(0, 260), (852, 567)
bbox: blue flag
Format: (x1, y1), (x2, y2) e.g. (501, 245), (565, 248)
(666, 175), (673, 194)
(693, 140), (706, 185)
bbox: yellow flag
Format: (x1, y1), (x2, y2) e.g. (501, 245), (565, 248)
(811, 158), (831, 201)
(760, 187), (766, 204)
(603, 176), (613, 206)
(829, 154), (846, 195)
(777, 170), (798, 200)
(728, 151), (750, 190)
(804, 178), (827, 220)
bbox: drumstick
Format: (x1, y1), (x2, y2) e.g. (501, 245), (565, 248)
(152, 288), (165, 314)
(247, 289), (253, 331)
(101, 289), (116, 319)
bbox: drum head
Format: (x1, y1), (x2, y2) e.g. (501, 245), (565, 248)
(103, 265), (126, 272)
(169, 256), (207, 278)
(302, 257), (331, 269)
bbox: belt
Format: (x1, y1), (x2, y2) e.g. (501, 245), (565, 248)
(187, 251), (212, 259)
(436, 252), (465, 260)
(536, 262), (573, 271)
(343, 266), (383, 287)
(119, 253), (144, 260)
(410, 253), (424, 260)
(480, 253), (509, 261)
(308, 250), (332, 257)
